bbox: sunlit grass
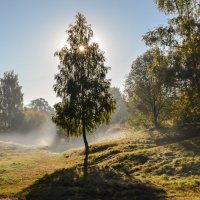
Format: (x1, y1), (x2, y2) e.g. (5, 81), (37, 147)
(0, 126), (200, 199)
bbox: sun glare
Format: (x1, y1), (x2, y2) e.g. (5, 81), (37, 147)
(79, 45), (85, 52)
(91, 34), (107, 50)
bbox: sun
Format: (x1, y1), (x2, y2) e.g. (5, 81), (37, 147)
(79, 45), (85, 52)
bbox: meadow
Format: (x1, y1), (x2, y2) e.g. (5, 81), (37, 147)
(0, 125), (200, 199)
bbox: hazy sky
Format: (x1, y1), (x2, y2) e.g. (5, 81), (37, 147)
(0, 0), (168, 106)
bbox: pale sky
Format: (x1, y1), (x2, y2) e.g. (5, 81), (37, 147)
(0, 0), (167, 106)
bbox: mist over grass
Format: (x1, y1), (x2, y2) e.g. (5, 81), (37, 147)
(0, 116), (124, 153)
(1, 126), (200, 199)
(0, 120), (56, 147)
(50, 124), (125, 152)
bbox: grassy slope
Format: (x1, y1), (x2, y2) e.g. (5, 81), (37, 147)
(0, 125), (200, 199)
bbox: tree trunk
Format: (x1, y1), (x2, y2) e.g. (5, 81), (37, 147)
(153, 113), (158, 128)
(82, 124), (89, 176)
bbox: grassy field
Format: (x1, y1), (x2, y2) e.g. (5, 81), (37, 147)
(0, 125), (200, 199)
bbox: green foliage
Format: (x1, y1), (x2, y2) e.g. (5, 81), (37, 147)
(21, 109), (49, 132)
(172, 88), (200, 123)
(143, 0), (200, 124)
(27, 98), (53, 114)
(125, 49), (173, 128)
(0, 71), (23, 130)
(20, 98), (54, 133)
(53, 13), (116, 137)
(95, 87), (128, 134)
(0, 73), (54, 133)
(110, 87), (127, 124)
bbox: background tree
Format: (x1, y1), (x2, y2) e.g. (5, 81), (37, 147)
(21, 109), (49, 133)
(96, 87), (128, 136)
(143, 0), (200, 124)
(20, 98), (54, 133)
(53, 13), (116, 175)
(0, 71), (23, 130)
(110, 87), (127, 125)
(0, 88), (5, 129)
(125, 49), (173, 128)
(27, 98), (53, 114)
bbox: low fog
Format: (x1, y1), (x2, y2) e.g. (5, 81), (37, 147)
(0, 84), (127, 152)
(0, 121), (57, 147)
(0, 121), (125, 153)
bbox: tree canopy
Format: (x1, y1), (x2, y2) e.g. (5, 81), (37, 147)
(0, 71), (23, 130)
(27, 98), (53, 114)
(125, 49), (173, 127)
(129, 0), (200, 126)
(109, 87), (127, 125)
(52, 13), (116, 174)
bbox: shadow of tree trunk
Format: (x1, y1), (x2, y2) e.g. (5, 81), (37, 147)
(19, 167), (166, 200)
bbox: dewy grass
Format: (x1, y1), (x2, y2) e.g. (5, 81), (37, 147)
(0, 126), (200, 199)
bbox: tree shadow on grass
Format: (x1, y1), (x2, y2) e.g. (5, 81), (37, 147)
(152, 125), (200, 146)
(19, 167), (166, 200)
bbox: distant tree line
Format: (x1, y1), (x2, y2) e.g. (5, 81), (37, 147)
(0, 70), (126, 136)
(0, 71), (53, 133)
(4, 1), (198, 138)
(125, 0), (200, 128)
(0, 71), (23, 131)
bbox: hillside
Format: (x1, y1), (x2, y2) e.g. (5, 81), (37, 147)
(0, 125), (200, 199)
